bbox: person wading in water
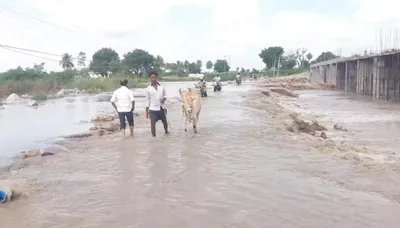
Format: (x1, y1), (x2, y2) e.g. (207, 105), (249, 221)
(110, 79), (135, 138)
(145, 71), (169, 137)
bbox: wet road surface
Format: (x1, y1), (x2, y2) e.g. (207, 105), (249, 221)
(1, 83), (400, 227)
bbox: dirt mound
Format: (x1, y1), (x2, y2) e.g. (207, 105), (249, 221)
(261, 73), (336, 91)
(270, 88), (298, 98)
(284, 113), (328, 139)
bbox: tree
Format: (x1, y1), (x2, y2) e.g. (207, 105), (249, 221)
(77, 52), (86, 69)
(251, 68), (259, 74)
(240, 67), (245, 74)
(206, 61), (213, 71)
(214, 59), (230, 73)
(121, 49), (155, 76)
(187, 62), (201, 74)
(280, 53), (297, 69)
(59, 53), (75, 70)
(154, 55), (165, 73)
(306, 53), (313, 62)
(196, 60), (202, 73)
(33, 62), (45, 72)
(295, 48), (307, 68)
(89, 48), (120, 77)
(312, 51), (337, 64)
(236, 67), (239, 72)
(183, 60), (190, 73)
(246, 69), (250, 73)
(259, 46), (284, 69)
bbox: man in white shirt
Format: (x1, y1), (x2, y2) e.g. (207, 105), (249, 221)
(110, 79), (135, 138)
(145, 71), (169, 137)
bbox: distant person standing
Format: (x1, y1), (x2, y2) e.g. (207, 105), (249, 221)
(145, 71), (169, 137)
(110, 79), (135, 138)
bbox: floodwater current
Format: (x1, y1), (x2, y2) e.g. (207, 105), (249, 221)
(1, 82), (400, 228)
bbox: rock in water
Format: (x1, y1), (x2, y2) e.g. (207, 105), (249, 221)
(56, 89), (65, 98)
(91, 114), (115, 122)
(28, 100), (38, 107)
(89, 126), (99, 131)
(99, 121), (119, 132)
(333, 123), (348, 131)
(261, 91), (270, 96)
(5, 93), (21, 104)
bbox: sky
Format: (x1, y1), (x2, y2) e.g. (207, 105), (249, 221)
(1, 0), (400, 72)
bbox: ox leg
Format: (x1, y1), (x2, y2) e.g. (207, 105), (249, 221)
(192, 118), (198, 133)
(184, 118), (188, 132)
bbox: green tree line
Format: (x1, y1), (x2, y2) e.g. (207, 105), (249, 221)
(0, 45), (340, 97)
(258, 46), (339, 74)
(55, 47), (235, 77)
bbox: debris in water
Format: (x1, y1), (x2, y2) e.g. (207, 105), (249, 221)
(261, 91), (270, 96)
(333, 123), (348, 131)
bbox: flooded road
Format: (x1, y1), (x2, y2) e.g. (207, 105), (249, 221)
(1, 83), (400, 227)
(0, 82), (192, 166)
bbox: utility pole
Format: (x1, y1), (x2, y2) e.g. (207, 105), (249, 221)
(277, 55), (281, 77)
(224, 55), (231, 78)
(273, 56), (276, 77)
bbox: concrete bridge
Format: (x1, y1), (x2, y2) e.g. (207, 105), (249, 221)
(310, 51), (400, 102)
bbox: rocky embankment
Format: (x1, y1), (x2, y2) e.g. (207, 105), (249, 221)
(0, 89), (82, 108)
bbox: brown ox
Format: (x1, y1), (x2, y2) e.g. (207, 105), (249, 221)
(179, 88), (202, 133)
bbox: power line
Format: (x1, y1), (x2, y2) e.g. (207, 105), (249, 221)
(1, 46), (59, 62)
(0, 44), (60, 58)
(0, 5), (99, 47)
(0, 4), (129, 51)
(1, 44), (119, 69)
(0, 43), (92, 63)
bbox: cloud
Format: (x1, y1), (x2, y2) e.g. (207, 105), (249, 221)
(1, 0), (400, 72)
(353, 0), (400, 23)
(0, 0), (265, 71)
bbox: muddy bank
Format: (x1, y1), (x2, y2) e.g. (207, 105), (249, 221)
(260, 72), (335, 91)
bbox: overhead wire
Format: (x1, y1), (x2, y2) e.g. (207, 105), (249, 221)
(1, 46), (59, 62)
(0, 44), (61, 58)
(0, 5), (177, 69)
(0, 4), (130, 51)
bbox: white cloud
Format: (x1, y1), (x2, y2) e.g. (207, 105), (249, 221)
(353, 0), (400, 23)
(0, 0), (265, 71)
(1, 0), (400, 72)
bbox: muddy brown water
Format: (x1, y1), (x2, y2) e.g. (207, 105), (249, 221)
(1, 83), (400, 227)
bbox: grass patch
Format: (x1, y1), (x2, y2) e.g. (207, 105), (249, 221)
(32, 93), (48, 101)
(66, 77), (148, 93)
(0, 78), (60, 98)
(159, 76), (198, 82)
(0, 71), (246, 99)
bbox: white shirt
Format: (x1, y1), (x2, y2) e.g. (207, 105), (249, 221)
(110, 86), (135, 112)
(236, 75), (240, 78)
(145, 83), (167, 111)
